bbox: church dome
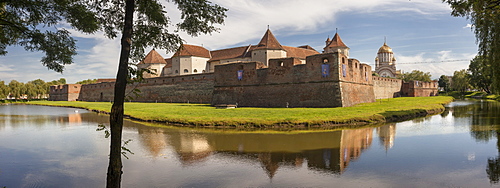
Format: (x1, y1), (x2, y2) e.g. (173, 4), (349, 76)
(378, 43), (393, 53)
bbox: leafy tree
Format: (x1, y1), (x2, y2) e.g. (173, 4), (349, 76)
(0, 80), (8, 99)
(452, 69), (470, 93)
(91, 0), (227, 187)
(438, 75), (451, 92)
(24, 82), (38, 99)
(468, 55), (492, 93)
(46, 78), (67, 94)
(76, 79), (98, 85)
(0, 0), (100, 72)
(443, 0), (500, 94)
(8, 80), (23, 99)
(397, 70), (432, 82)
(27, 79), (48, 99)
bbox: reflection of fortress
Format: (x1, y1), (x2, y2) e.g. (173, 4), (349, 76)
(134, 124), (397, 177)
(49, 29), (438, 107)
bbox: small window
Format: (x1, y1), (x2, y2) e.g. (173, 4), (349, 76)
(194, 69), (198, 73)
(279, 61), (284, 66)
(175, 70), (179, 73)
(322, 58), (329, 64)
(184, 69), (189, 73)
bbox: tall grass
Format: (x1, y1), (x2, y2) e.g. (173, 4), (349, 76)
(28, 96), (453, 127)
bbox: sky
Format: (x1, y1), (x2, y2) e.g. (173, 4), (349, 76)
(0, 0), (478, 84)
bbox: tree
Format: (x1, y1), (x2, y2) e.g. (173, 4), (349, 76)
(443, 0), (500, 94)
(1, 0), (100, 72)
(468, 55), (492, 93)
(91, 1), (227, 187)
(397, 70), (432, 82)
(8, 80), (23, 99)
(0, 80), (8, 99)
(452, 69), (470, 93)
(438, 75), (451, 92)
(76, 79), (98, 85)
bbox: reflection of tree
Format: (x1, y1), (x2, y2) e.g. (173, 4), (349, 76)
(469, 101), (500, 143)
(487, 132), (500, 184)
(440, 108), (450, 118)
(487, 157), (500, 184)
(474, 101), (500, 184)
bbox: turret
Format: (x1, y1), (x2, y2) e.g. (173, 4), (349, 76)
(323, 32), (349, 57)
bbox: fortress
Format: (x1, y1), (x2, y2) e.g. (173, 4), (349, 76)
(49, 29), (438, 107)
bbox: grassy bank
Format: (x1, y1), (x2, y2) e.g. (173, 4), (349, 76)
(26, 96), (453, 127)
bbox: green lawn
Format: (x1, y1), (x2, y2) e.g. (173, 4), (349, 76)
(27, 96), (453, 127)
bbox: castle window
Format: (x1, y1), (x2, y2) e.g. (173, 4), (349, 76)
(194, 69), (198, 73)
(322, 58), (329, 64)
(175, 70), (179, 73)
(184, 69), (189, 73)
(279, 61), (284, 66)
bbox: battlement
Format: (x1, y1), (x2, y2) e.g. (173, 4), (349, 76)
(212, 52), (375, 107)
(214, 53), (372, 87)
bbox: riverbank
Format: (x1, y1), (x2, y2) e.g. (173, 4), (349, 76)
(25, 96), (453, 128)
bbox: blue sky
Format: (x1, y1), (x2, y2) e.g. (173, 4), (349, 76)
(0, 0), (477, 83)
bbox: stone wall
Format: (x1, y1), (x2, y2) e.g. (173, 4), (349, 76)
(78, 73), (214, 103)
(401, 80), (438, 97)
(212, 53), (374, 107)
(372, 76), (402, 99)
(49, 84), (82, 101)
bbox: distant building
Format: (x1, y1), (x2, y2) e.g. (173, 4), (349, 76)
(375, 41), (400, 78)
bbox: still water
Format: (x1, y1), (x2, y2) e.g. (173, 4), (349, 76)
(1, 100), (500, 187)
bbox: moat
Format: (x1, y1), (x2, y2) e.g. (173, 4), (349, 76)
(1, 100), (500, 187)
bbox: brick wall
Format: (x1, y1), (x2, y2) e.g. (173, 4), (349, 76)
(401, 80), (438, 97)
(78, 73), (214, 103)
(372, 76), (402, 99)
(212, 53), (375, 107)
(49, 84), (82, 101)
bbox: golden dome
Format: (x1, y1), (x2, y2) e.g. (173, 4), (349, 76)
(378, 43), (393, 53)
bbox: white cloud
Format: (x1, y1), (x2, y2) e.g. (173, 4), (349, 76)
(395, 51), (475, 79)
(0, 0), (466, 83)
(464, 24), (473, 28)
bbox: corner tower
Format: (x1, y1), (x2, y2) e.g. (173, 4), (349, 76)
(323, 32), (349, 57)
(137, 49), (167, 78)
(251, 29), (287, 66)
(375, 41), (398, 77)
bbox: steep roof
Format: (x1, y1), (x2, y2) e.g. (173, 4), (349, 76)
(254, 29), (285, 50)
(282, 46), (319, 59)
(172, 44), (211, 58)
(139, 49), (167, 64)
(325, 33), (348, 49)
(208, 45), (254, 62)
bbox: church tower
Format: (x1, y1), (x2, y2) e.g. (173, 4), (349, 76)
(251, 29), (287, 66)
(323, 32), (349, 57)
(375, 41), (397, 77)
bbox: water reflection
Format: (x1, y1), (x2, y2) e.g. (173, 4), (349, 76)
(132, 124), (400, 176)
(2, 100), (500, 187)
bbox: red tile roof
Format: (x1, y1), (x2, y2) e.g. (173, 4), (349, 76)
(139, 49), (167, 64)
(283, 46), (319, 59)
(172, 44), (211, 58)
(325, 33), (348, 48)
(208, 45), (254, 62)
(254, 29), (284, 50)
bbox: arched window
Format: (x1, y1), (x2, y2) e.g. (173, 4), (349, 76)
(194, 69), (198, 73)
(175, 70), (179, 73)
(279, 61), (284, 66)
(322, 58), (329, 64)
(184, 69), (189, 73)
